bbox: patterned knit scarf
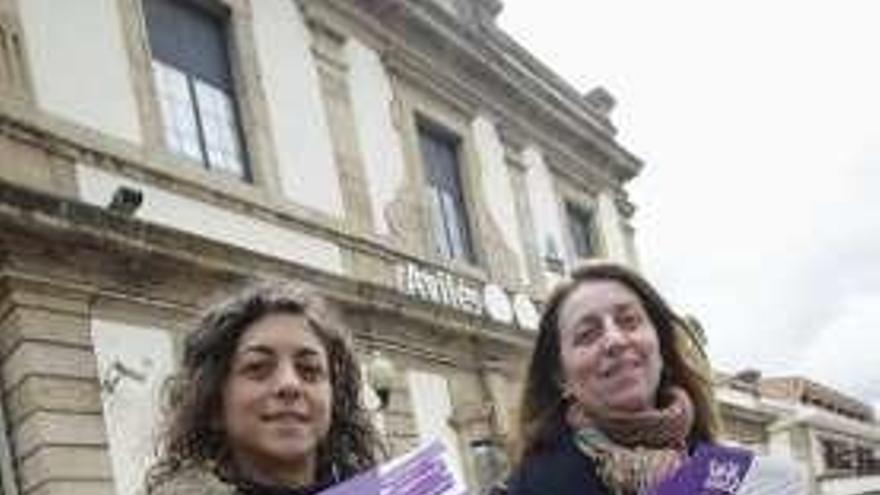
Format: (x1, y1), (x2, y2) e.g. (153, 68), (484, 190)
(567, 387), (695, 495)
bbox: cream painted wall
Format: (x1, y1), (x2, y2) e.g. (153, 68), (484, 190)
(250, 0), (344, 217)
(739, 455), (808, 494)
(18, 0), (142, 144)
(75, 164), (344, 275)
(472, 116), (528, 285)
(821, 474), (880, 495)
(522, 146), (567, 287)
(407, 370), (467, 488)
(91, 320), (175, 495)
(345, 39), (406, 237)
(768, 430), (794, 460)
(597, 190), (629, 264)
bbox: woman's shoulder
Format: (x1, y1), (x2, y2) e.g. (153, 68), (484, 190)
(147, 468), (238, 495)
(147, 467), (340, 495)
(503, 435), (607, 495)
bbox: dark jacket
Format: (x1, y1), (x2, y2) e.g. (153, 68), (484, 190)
(502, 432), (610, 495)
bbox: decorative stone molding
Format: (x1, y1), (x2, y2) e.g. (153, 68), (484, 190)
(0, 0), (33, 102)
(584, 86), (617, 131)
(308, 16), (379, 247)
(0, 178), (535, 350)
(310, 0), (642, 185)
(474, 0), (503, 23)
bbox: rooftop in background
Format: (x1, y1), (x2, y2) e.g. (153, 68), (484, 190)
(716, 371), (877, 424)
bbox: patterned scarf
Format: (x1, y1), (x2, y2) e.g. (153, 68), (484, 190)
(567, 387), (695, 495)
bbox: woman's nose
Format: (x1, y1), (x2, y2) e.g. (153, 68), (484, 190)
(274, 362), (303, 397)
(601, 317), (627, 353)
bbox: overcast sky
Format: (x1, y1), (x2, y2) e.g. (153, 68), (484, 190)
(499, 0), (880, 408)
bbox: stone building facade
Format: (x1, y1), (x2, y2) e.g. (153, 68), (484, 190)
(0, 1), (642, 494)
(716, 373), (880, 495)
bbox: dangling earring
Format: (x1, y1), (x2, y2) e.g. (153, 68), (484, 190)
(559, 380), (574, 403)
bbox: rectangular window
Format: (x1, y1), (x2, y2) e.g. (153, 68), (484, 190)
(418, 124), (475, 263)
(566, 202), (597, 259)
(144, 0), (247, 178)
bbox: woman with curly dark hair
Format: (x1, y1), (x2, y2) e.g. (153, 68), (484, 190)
(145, 283), (381, 495)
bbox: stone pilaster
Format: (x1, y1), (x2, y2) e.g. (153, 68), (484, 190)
(310, 19), (375, 236)
(0, 277), (114, 495)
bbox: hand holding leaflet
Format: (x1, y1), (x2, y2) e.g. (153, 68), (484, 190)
(319, 441), (468, 495)
(650, 444), (806, 495)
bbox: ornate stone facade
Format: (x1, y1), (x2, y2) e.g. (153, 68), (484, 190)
(0, 1), (642, 494)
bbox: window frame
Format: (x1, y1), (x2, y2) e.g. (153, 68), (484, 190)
(417, 118), (478, 264)
(139, 0), (251, 180)
(564, 200), (599, 261)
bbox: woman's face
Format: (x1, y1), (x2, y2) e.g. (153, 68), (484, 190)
(558, 279), (663, 415)
(222, 312), (333, 484)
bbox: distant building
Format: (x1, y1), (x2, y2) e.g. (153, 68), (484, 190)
(0, 1), (642, 494)
(717, 373), (880, 495)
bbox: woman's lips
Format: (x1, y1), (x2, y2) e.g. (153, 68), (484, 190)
(262, 411), (309, 423)
(600, 359), (642, 379)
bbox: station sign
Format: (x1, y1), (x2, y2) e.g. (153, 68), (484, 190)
(395, 262), (538, 331)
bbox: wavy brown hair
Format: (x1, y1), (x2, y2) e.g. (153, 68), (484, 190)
(513, 261), (719, 464)
(145, 283), (380, 493)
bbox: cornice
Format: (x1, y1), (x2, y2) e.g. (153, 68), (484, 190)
(0, 179), (535, 350)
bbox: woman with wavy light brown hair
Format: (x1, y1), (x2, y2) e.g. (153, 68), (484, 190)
(145, 283), (380, 495)
(503, 261), (720, 495)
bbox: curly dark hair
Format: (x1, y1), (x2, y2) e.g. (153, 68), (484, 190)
(514, 261), (719, 464)
(145, 283), (381, 493)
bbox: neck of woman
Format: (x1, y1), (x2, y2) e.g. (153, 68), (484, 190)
(233, 452), (317, 490)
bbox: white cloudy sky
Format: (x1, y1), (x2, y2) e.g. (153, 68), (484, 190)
(499, 1), (880, 408)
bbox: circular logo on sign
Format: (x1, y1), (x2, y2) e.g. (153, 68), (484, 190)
(513, 293), (539, 331)
(483, 284), (513, 324)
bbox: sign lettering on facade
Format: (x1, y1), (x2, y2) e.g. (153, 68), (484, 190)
(395, 263), (540, 331)
(396, 263), (483, 315)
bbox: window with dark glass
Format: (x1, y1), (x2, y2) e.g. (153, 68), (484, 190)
(418, 123), (475, 263)
(144, 0), (247, 178)
(566, 201), (597, 259)
(822, 439), (856, 471)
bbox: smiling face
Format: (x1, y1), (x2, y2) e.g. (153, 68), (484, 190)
(558, 279), (663, 416)
(222, 312), (333, 486)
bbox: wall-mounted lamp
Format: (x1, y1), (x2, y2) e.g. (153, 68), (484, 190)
(107, 185), (143, 216)
(367, 351), (396, 411)
(101, 359), (147, 395)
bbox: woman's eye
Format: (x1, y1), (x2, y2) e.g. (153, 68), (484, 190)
(297, 363), (327, 383)
(617, 312), (641, 330)
(240, 360), (272, 378)
(572, 322), (601, 346)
